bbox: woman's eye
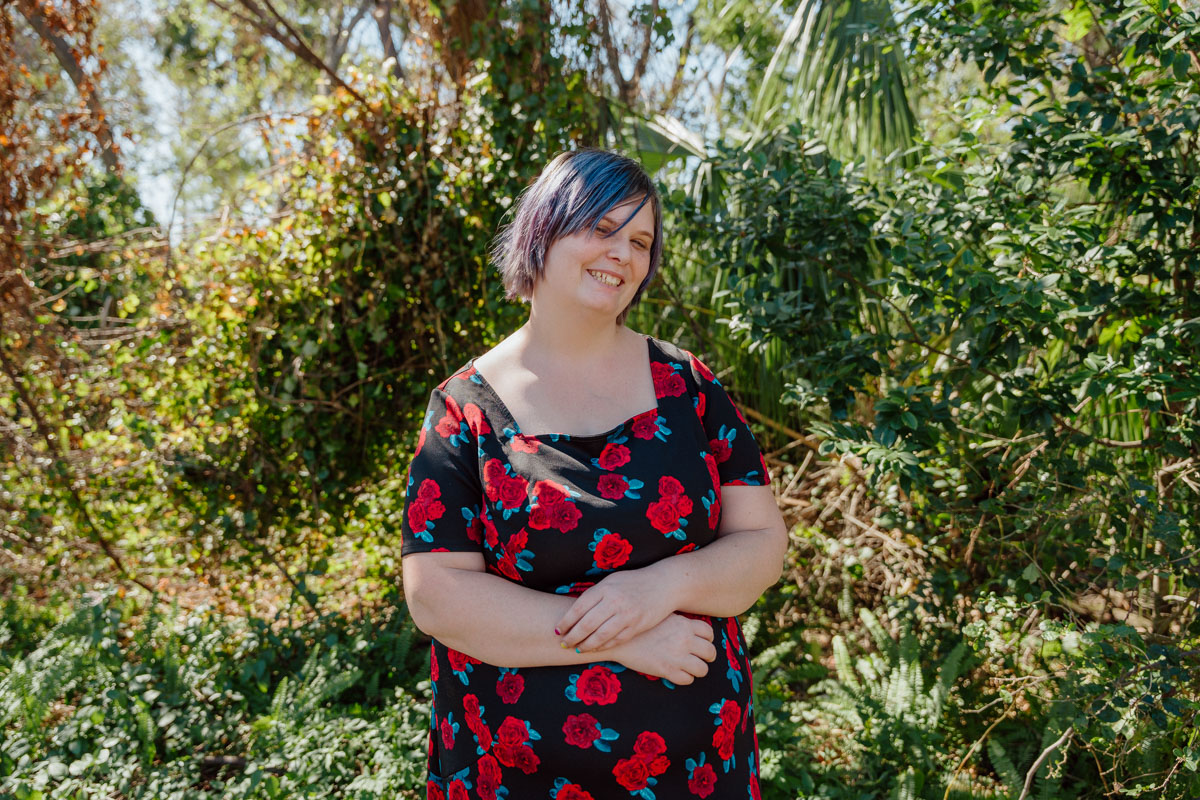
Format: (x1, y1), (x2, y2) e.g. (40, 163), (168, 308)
(634, 240), (650, 250)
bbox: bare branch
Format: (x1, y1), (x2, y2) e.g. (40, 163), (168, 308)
(16, 0), (119, 173)
(627, 0), (659, 99)
(207, 0), (370, 107)
(374, 0), (404, 80)
(595, 0), (630, 104)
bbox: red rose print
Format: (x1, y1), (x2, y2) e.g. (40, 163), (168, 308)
(597, 443), (631, 470)
(532, 479), (568, 506)
(501, 744), (540, 774)
(415, 426), (427, 456)
(613, 757), (650, 791)
(658, 475), (685, 498)
(562, 713), (602, 749)
(633, 731), (666, 757)
(477, 755), (502, 800)
(483, 458), (505, 486)
(575, 665), (621, 706)
(497, 528), (530, 581)
(498, 477), (529, 509)
(674, 494), (694, 517)
(462, 694), (480, 716)
(497, 672), (524, 704)
(688, 763), (717, 797)
(713, 724), (736, 760)
(707, 497), (721, 529)
(510, 434), (540, 453)
(481, 512), (500, 548)
(594, 531), (633, 570)
(466, 717), (492, 752)
(703, 453), (721, 491)
(647, 755), (670, 776)
(651, 362), (687, 398)
(647, 498), (682, 535)
(408, 479), (446, 534)
(750, 772), (763, 800)
(447, 779), (469, 800)
(675, 542), (698, 554)
(547, 501), (582, 531)
(695, 390), (707, 420)
(446, 648), (480, 673)
(496, 716), (528, 747)
(718, 699), (741, 726)
(429, 644), (439, 681)
(435, 415), (459, 439)
(528, 480), (581, 532)
(426, 780), (445, 800)
(440, 716), (455, 749)
(690, 355), (716, 382)
(710, 437), (733, 464)
(597, 473), (629, 500)
(484, 459), (529, 510)
(463, 402), (491, 436)
(555, 784), (595, 800)
(630, 410), (658, 439)
(435, 394), (464, 439)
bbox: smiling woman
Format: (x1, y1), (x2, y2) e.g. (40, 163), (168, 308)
(400, 149), (788, 800)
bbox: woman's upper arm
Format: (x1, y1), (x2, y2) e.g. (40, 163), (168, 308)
(403, 551), (487, 631)
(716, 484), (787, 542)
(401, 384), (489, 628)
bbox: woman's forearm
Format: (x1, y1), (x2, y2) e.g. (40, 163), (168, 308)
(405, 558), (623, 668)
(648, 524), (788, 618)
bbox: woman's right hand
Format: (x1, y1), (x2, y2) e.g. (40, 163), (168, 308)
(610, 613), (716, 684)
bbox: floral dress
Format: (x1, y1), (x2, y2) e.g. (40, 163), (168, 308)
(402, 337), (770, 800)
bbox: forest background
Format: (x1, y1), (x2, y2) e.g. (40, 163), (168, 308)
(2, 0), (1198, 798)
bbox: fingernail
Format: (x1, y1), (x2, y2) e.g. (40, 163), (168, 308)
(554, 628), (561, 635)
(575, 647), (581, 654)
(560, 642), (568, 649)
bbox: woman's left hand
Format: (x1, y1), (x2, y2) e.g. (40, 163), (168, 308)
(555, 567), (679, 653)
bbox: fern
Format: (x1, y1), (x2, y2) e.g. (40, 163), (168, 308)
(987, 738), (1022, 793)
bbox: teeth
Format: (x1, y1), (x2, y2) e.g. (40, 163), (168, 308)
(588, 270), (622, 287)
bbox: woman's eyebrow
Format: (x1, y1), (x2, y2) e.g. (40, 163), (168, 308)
(599, 214), (653, 239)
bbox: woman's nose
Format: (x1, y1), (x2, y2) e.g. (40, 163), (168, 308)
(608, 236), (630, 264)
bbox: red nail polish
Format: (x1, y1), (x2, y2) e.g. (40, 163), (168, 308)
(554, 627), (561, 635)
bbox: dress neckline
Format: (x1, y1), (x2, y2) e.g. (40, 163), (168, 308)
(468, 336), (660, 441)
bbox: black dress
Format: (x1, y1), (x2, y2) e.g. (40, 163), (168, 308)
(402, 336), (770, 800)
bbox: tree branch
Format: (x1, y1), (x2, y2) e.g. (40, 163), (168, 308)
(17, 0), (119, 173)
(595, 0), (630, 104)
(208, 0), (370, 107)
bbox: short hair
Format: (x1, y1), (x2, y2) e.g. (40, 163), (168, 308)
(491, 149), (663, 323)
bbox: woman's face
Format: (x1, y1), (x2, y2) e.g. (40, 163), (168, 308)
(531, 197), (655, 321)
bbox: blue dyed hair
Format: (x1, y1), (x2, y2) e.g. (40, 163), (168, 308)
(492, 149), (663, 323)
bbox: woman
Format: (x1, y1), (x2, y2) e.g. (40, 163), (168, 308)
(402, 149), (788, 800)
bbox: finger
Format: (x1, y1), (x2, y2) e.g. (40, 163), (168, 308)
(684, 654), (710, 678)
(695, 640), (717, 663)
(556, 592), (601, 639)
(670, 669), (696, 686)
(574, 616), (627, 653)
(561, 606), (614, 649)
(689, 619), (714, 641)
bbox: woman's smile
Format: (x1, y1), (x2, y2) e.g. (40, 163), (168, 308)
(586, 269), (623, 287)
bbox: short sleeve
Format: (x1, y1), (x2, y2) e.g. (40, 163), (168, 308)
(687, 354), (770, 487)
(401, 384), (486, 555)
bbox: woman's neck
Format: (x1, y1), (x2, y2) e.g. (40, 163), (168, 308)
(520, 304), (632, 367)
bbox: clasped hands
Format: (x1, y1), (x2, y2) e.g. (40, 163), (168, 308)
(554, 566), (716, 685)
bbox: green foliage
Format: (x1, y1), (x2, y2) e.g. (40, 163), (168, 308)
(0, 592), (429, 799)
(161, 31), (599, 572)
(752, 609), (982, 800)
